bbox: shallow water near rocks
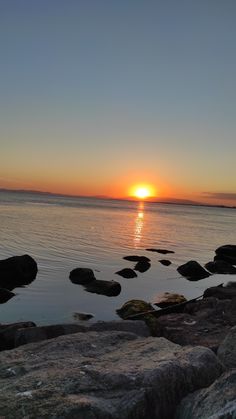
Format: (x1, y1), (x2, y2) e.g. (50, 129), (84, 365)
(0, 190), (235, 325)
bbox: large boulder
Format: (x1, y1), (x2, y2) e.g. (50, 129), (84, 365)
(0, 254), (38, 290)
(217, 326), (236, 369)
(176, 370), (236, 419)
(177, 260), (210, 281)
(215, 244), (236, 265)
(205, 260), (236, 274)
(0, 331), (223, 418)
(69, 268), (96, 285)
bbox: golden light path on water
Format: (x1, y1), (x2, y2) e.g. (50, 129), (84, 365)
(134, 201), (145, 248)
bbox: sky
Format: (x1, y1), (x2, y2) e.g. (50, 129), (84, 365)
(0, 0), (236, 206)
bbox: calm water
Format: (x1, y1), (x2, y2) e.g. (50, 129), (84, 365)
(0, 190), (235, 325)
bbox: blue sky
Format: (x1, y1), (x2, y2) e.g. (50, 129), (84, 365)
(0, 0), (236, 204)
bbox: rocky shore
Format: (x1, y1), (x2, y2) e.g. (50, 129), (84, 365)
(0, 245), (235, 418)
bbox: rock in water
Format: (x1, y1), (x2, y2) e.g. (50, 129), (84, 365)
(146, 248), (175, 254)
(84, 279), (121, 296)
(177, 260), (210, 280)
(123, 255), (150, 262)
(134, 261), (151, 273)
(205, 260), (236, 274)
(73, 312), (94, 321)
(0, 331), (223, 418)
(153, 292), (187, 308)
(203, 282), (236, 300)
(115, 268), (137, 278)
(69, 267), (96, 284)
(0, 254), (38, 290)
(215, 244), (236, 265)
(117, 299), (153, 319)
(0, 288), (15, 303)
(159, 259), (172, 266)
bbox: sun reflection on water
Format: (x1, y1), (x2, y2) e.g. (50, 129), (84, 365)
(134, 202), (144, 248)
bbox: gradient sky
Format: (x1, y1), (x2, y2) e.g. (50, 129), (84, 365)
(0, 0), (236, 205)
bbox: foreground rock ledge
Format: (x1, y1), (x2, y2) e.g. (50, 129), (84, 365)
(0, 331), (223, 419)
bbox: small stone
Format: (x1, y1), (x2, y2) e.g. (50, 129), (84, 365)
(69, 268), (96, 285)
(73, 312), (94, 321)
(123, 255), (150, 262)
(153, 292), (187, 308)
(115, 268), (137, 278)
(134, 261), (151, 273)
(159, 260), (171, 266)
(146, 248), (175, 254)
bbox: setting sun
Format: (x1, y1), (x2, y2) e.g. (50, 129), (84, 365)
(129, 184), (156, 200)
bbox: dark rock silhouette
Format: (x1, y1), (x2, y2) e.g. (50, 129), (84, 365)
(177, 260), (210, 281)
(0, 288), (15, 304)
(203, 282), (236, 300)
(215, 244), (236, 265)
(115, 268), (137, 278)
(134, 261), (151, 273)
(0, 321), (36, 351)
(123, 255), (150, 262)
(205, 260), (236, 274)
(159, 259), (172, 266)
(146, 248), (175, 254)
(84, 279), (121, 296)
(69, 267), (96, 284)
(0, 254), (37, 290)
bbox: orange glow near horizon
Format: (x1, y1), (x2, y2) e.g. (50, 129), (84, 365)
(129, 184), (156, 200)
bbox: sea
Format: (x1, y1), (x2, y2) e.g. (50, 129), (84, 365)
(0, 190), (235, 325)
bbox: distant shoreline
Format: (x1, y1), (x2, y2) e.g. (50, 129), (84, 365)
(0, 187), (235, 210)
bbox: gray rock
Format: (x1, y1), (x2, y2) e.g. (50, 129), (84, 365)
(177, 260), (211, 281)
(14, 323), (87, 347)
(0, 331), (223, 418)
(73, 312), (94, 321)
(69, 268), (96, 285)
(0, 322), (36, 351)
(218, 326), (236, 369)
(175, 370), (236, 419)
(89, 320), (150, 337)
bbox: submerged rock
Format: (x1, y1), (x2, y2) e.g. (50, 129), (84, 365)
(0, 331), (223, 418)
(177, 260), (210, 281)
(215, 244), (236, 265)
(146, 248), (175, 254)
(84, 279), (121, 296)
(115, 268), (137, 278)
(176, 370), (236, 419)
(205, 259), (236, 274)
(0, 254), (38, 290)
(153, 292), (187, 308)
(159, 259), (172, 266)
(134, 260), (151, 273)
(69, 267), (96, 284)
(0, 288), (15, 304)
(73, 312), (94, 321)
(123, 255), (150, 262)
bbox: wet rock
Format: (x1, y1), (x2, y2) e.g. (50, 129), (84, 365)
(146, 248), (175, 254)
(215, 244), (236, 265)
(217, 326), (236, 369)
(84, 279), (121, 296)
(14, 323), (87, 347)
(134, 260), (151, 273)
(159, 259), (172, 266)
(123, 255), (150, 262)
(0, 254), (38, 290)
(177, 260), (210, 280)
(73, 312), (94, 321)
(89, 320), (150, 337)
(158, 297), (236, 350)
(203, 282), (236, 300)
(0, 321), (36, 351)
(153, 292), (187, 308)
(0, 288), (15, 303)
(115, 268), (137, 278)
(205, 259), (236, 274)
(0, 331), (223, 418)
(116, 299), (160, 336)
(176, 370), (236, 419)
(69, 267), (96, 284)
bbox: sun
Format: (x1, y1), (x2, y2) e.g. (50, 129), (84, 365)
(129, 184), (156, 200)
